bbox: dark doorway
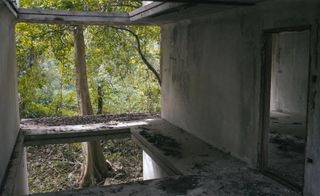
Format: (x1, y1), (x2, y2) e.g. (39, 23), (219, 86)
(261, 28), (311, 189)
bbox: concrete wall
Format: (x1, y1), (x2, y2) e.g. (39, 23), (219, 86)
(270, 30), (310, 115)
(0, 3), (20, 188)
(161, 15), (260, 167)
(160, 1), (320, 194)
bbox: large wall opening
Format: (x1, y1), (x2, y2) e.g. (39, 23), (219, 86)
(15, 8), (161, 193)
(261, 28), (311, 190)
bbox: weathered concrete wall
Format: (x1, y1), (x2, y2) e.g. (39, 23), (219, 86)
(270, 31), (310, 115)
(161, 1), (320, 194)
(0, 3), (20, 188)
(161, 15), (260, 167)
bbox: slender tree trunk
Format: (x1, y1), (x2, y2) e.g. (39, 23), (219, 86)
(97, 84), (103, 115)
(110, 26), (161, 86)
(73, 25), (112, 187)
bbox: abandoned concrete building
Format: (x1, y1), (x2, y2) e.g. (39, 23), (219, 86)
(0, 0), (319, 195)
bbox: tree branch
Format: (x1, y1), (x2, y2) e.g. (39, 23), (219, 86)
(110, 26), (161, 86)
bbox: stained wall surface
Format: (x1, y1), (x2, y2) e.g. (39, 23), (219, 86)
(0, 3), (19, 187)
(160, 0), (320, 195)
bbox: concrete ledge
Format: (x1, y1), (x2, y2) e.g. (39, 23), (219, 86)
(17, 8), (145, 25)
(129, 2), (185, 22)
(131, 119), (248, 176)
(1, 0), (18, 17)
(29, 174), (299, 196)
(0, 133), (25, 196)
(22, 119), (157, 145)
(131, 119), (300, 195)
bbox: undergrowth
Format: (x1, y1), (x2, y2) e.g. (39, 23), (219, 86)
(27, 138), (142, 193)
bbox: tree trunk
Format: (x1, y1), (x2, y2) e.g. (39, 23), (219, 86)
(97, 84), (103, 115)
(110, 26), (161, 86)
(73, 25), (112, 187)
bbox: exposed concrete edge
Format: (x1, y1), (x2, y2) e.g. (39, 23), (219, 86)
(131, 133), (182, 176)
(27, 173), (300, 196)
(129, 2), (186, 22)
(2, 0), (18, 17)
(128, 1), (263, 23)
(18, 8), (128, 16)
(16, 8), (144, 26)
(0, 132), (24, 196)
(24, 128), (131, 146)
(129, 2), (165, 17)
(22, 119), (158, 145)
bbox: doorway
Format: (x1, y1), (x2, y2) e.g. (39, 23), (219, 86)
(260, 28), (311, 189)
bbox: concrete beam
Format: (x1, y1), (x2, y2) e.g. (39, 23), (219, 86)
(14, 1), (260, 25)
(17, 9), (142, 25)
(129, 2), (185, 22)
(129, 1), (257, 24)
(151, 0), (257, 5)
(2, 0), (18, 17)
(22, 119), (156, 145)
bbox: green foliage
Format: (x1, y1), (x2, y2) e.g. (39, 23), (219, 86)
(16, 1), (160, 118)
(19, 0), (142, 12)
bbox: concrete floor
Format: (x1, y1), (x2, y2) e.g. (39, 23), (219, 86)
(268, 111), (306, 187)
(31, 119), (300, 196)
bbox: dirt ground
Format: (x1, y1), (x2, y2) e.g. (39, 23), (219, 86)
(24, 113), (160, 194)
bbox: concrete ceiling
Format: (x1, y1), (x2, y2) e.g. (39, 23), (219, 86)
(146, 0), (261, 5)
(130, 0), (266, 24)
(4, 0), (268, 26)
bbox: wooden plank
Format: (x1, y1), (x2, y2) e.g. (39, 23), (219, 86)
(0, 133), (24, 196)
(22, 119), (157, 145)
(17, 8), (142, 25)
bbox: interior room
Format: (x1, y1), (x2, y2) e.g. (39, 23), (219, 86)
(266, 30), (310, 188)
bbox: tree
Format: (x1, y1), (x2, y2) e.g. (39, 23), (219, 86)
(97, 83), (104, 114)
(73, 25), (112, 187)
(18, 0), (161, 117)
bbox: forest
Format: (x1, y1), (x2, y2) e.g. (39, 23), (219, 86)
(16, 0), (161, 193)
(17, 0), (161, 119)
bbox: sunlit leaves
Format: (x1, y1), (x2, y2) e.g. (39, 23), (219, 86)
(19, 0), (142, 12)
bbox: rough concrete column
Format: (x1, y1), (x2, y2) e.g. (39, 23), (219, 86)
(0, 3), (23, 193)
